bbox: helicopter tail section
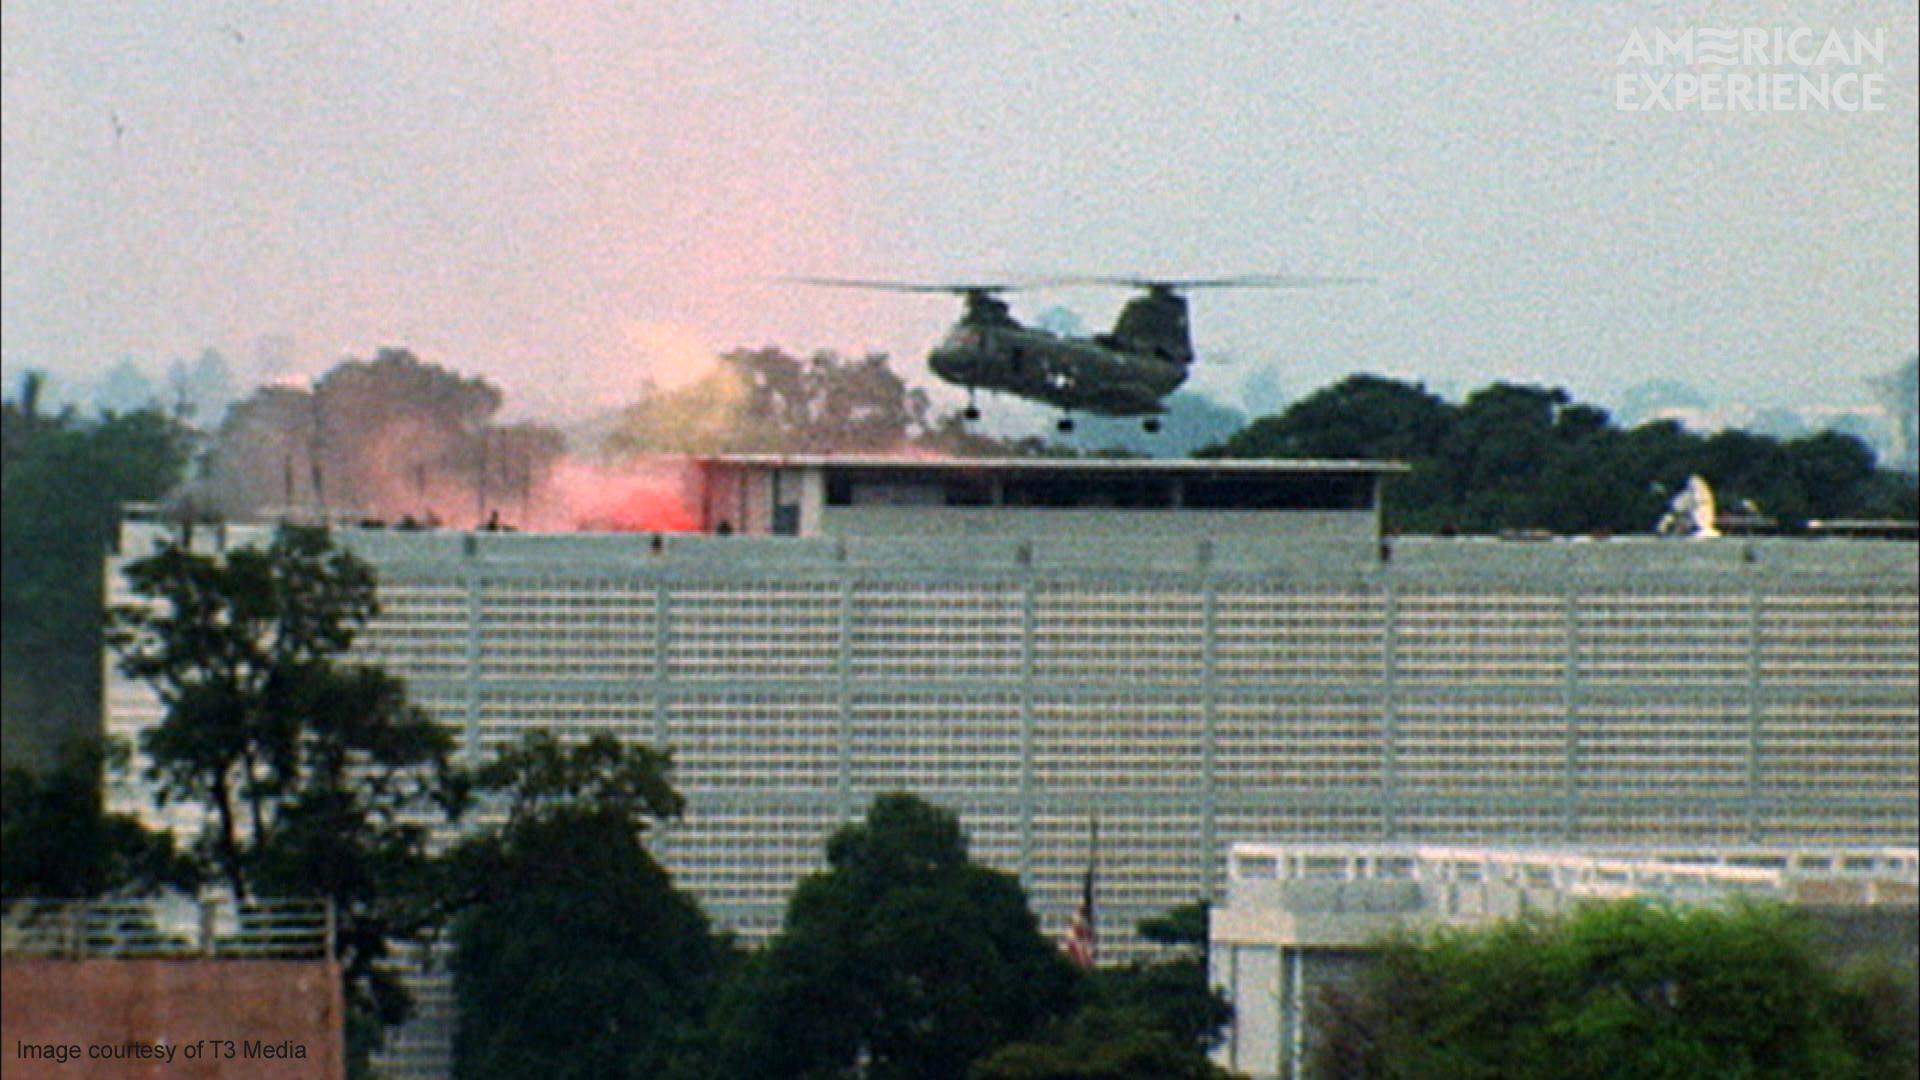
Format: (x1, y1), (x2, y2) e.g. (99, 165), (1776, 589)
(1102, 288), (1194, 366)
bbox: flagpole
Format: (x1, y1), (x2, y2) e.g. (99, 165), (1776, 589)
(1087, 813), (1099, 966)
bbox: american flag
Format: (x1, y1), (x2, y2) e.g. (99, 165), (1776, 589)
(1063, 818), (1097, 968)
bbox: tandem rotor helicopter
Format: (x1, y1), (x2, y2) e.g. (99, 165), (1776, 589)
(789, 274), (1370, 433)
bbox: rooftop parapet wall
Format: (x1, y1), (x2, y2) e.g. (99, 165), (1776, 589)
(2, 899), (333, 961)
(116, 519), (1919, 582)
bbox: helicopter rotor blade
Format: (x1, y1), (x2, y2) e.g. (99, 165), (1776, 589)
(1053, 274), (1376, 291)
(778, 276), (1028, 296)
(778, 273), (1375, 296)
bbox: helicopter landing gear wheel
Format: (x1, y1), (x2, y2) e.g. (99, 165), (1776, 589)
(1056, 415), (1075, 435)
(963, 403), (980, 422)
(1142, 417), (1162, 434)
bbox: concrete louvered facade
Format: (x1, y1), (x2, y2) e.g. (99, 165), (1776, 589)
(104, 457), (1918, 1077)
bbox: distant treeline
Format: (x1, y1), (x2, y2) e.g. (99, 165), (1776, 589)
(1202, 375), (1918, 535)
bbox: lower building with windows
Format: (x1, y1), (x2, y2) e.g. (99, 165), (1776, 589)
(1208, 842), (1920, 1079)
(104, 455), (1919, 1076)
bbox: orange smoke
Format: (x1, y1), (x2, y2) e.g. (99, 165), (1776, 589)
(538, 456), (704, 533)
(876, 441), (954, 462)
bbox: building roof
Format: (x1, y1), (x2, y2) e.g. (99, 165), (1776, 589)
(698, 453), (1410, 474)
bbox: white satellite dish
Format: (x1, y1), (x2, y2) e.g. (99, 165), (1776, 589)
(1657, 475), (1720, 538)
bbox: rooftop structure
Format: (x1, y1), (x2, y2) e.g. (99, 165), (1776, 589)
(693, 454), (1402, 541)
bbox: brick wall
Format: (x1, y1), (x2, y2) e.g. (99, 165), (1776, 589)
(1, 958), (344, 1079)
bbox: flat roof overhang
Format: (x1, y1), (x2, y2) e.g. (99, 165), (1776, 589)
(699, 454), (1410, 476)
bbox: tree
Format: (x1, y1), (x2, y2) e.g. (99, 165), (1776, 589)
(201, 348), (565, 526)
(1093, 900), (1232, 1055)
(709, 794), (1082, 1080)
(1202, 373), (1917, 536)
(107, 526), (459, 1041)
(1306, 899), (1902, 1080)
(1829, 954), (1920, 1080)
(1205, 375), (1454, 463)
(972, 900), (1235, 1080)
(448, 733), (725, 1080)
(608, 348), (938, 456)
(2, 379), (189, 771)
(1, 740), (195, 902)
(1781, 432), (1880, 523)
(1200, 375), (1456, 532)
(968, 1006), (1237, 1080)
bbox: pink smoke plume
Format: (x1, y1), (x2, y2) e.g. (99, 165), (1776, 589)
(532, 456), (705, 533)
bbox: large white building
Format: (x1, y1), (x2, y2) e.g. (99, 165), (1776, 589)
(105, 455), (1919, 1076)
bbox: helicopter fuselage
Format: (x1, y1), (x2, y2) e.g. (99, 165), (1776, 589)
(928, 289), (1193, 416)
(930, 326), (1188, 415)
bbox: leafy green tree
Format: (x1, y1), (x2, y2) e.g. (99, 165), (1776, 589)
(1136, 898), (1210, 948)
(1829, 955), (1920, 1080)
(1780, 432), (1881, 523)
(975, 900), (1235, 1080)
(709, 794), (1081, 1080)
(2, 377), (189, 771)
(1091, 900), (1232, 1055)
(448, 733), (725, 1080)
(1199, 375), (1456, 531)
(1442, 384), (1579, 531)
(1, 740), (195, 901)
(107, 526), (459, 1040)
(968, 1005), (1238, 1080)
(1203, 373), (1916, 535)
(1306, 899), (1899, 1080)
(1205, 375), (1454, 463)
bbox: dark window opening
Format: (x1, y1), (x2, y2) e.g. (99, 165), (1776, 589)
(822, 468), (1374, 512)
(828, 467), (987, 507)
(1001, 473), (1174, 508)
(1183, 472), (1373, 510)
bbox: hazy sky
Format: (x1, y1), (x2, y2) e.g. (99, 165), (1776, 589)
(5, 2), (1916, 422)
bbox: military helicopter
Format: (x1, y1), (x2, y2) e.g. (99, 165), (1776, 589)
(789, 275), (1369, 433)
